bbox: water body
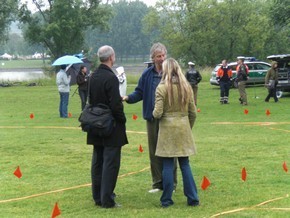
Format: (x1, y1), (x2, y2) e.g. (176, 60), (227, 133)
(0, 69), (48, 82)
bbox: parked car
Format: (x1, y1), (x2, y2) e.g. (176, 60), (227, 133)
(267, 54), (290, 98)
(210, 57), (271, 86)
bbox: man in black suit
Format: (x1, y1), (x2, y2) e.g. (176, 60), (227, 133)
(87, 45), (128, 208)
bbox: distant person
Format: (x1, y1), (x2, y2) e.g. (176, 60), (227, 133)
(265, 61), (279, 102)
(87, 45), (128, 208)
(236, 57), (249, 105)
(116, 66), (127, 97)
(76, 66), (88, 110)
(153, 58), (199, 208)
(217, 60), (233, 104)
(185, 62), (202, 105)
(123, 42), (177, 193)
(56, 64), (71, 118)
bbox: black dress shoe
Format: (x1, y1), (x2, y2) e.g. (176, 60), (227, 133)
(102, 202), (121, 208)
(95, 202), (101, 206)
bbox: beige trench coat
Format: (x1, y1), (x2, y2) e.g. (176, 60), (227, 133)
(153, 83), (197, 157)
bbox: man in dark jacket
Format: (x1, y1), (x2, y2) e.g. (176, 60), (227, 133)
(122, 43), (177, 194)
(185, 62), (202, 105)
(87, 45), (128, 208)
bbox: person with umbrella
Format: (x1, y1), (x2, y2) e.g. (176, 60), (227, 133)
(53, 54), (83, 117)
(56, 64), (71, 118)
(76, 66), (89, 110)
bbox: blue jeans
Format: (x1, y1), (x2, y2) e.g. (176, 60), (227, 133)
(161, 157), (199, 207)
(59, 92), (69, 118)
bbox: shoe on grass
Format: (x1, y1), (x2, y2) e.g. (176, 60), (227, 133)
(148, 188), (161, 193)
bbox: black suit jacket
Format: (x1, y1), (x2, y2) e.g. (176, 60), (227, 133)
(87, 64), (128, 147)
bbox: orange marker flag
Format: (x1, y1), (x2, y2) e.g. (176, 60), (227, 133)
(197, 108), (201, 113)
(132, 114), (138, 120)
(201, 176), (211, 190)
(51, 202), (61, 218)
(241, 167), (247, 181)
(14, 166), (22, 178)
(266, 109), (271, 116)
(29, 113), (34, 119)
(139, 144), (144, 153)
(68, 112), (72, 118)
(283, 161), (288, 173)
(244, 109), (249, 115)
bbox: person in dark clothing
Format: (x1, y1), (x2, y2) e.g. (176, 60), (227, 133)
(236, 57), (249, 105)
(76, 66), (88, 110)
(265, 61), (279, 102)
(123, 42), (177, 193)
(185, 62), (202, 105)
(217, 60), (233, 104)
(87, 45), (128, 208)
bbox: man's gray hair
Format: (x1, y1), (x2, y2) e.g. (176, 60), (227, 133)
(97, 45), (114, 62)
(150, 42), (167, 60)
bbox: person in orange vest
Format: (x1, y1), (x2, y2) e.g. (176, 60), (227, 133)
(236, 57), (249, 105)
(217, 60), (233, 104)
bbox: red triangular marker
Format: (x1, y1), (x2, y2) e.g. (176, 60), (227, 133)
(201, 176), (210, 190)
(266, 109), (271, 116)
(51, 202), (61, 218)
(68, 112), (72, 118)
(14, 166), (22, 178)
(241, 167), (247, 181)
(244, 109), (249, 115)
(139, 144), (144, 153)
(30, 113), (34, 119)
(197, 108), (201, 113)
(132, 114), (138, 120)
(283, 161), (288, 172)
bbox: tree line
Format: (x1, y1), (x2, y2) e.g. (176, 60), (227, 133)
(0, 0), (289, 66)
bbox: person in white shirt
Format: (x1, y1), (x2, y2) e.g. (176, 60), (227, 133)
(56, 65), (71, 118)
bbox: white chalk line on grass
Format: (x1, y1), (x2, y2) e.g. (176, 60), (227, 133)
(210, 194), (290, 217)
(0, 126), (147, 134)
(0, 167), (150, 204)
(211, 122), (290, 126)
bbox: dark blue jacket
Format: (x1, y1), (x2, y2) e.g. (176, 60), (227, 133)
(127, 66), (161, 121)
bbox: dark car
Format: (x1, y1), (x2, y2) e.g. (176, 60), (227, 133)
(210, 57), (271, 86)
(267, 54), (290, 98)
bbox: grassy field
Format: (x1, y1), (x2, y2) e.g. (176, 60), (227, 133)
(0, 76), (290, 217)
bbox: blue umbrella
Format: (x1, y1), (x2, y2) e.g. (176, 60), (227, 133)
(52, 55), (83, 66)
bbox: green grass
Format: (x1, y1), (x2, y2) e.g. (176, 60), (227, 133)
(0, 59), (51, 69)
(0, 79), (290, 217)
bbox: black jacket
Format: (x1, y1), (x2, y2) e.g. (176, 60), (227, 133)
(185, 68), (202, 85)
(87, 64), (128, 147)
(76, 71), (88, 91)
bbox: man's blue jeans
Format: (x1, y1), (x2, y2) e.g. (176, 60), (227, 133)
(161, 157), (199, 207)
(59, 92), (69, 118)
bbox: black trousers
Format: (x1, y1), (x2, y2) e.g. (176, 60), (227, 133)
(219, 81), (231, 98)
(91, 145), (121, 208)
(78, 89), (88, 111)
(265, 87), (278, 102)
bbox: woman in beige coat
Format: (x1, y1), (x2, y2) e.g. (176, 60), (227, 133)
(153, 58), (199, 208)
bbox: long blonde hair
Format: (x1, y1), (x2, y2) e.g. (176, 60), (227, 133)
(161, 58), (193, 110)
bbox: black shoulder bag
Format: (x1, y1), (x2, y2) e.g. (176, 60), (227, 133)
(78, 76), (115, 137)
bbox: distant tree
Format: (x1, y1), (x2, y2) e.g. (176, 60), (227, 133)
(85, 1), (151, 62)
(18, 0), (111, 59)
(143, 0), (289, 65)
(270, 0), (290, 27)
(0, 0), (19, 44)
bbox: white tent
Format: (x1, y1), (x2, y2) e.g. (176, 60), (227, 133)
(1, 53), (13, 60)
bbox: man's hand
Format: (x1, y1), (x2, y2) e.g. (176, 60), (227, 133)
(122, 96), (129, 101)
